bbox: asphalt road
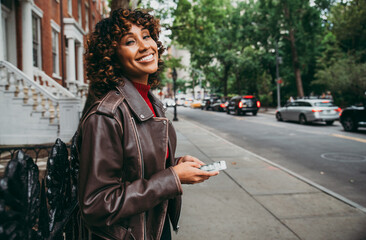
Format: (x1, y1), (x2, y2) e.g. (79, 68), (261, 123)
(171, 106), (366, 208)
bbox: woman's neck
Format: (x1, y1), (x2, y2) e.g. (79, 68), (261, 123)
(129, 75), (149, 85)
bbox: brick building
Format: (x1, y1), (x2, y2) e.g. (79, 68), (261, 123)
(1, 0), (108, 87)
(0, 0), (109, 145)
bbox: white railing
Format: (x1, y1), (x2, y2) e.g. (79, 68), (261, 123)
(0, 60), (81, 144)
(33, 68), (76, 98)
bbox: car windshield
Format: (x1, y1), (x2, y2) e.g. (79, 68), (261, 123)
(313, 101), (335, 107)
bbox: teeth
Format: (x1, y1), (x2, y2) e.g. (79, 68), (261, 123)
(138, 54), (153, 62)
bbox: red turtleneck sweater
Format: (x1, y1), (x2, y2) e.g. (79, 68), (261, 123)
(132, 82), (169, 160)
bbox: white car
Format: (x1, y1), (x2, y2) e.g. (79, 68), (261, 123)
(275, 99), (342, 125)
(162, 98), (176, 107)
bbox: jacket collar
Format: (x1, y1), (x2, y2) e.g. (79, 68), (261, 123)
(116, 77), (165, 121)
(149, 91), (167, 117)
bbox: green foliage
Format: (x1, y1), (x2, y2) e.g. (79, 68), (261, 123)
(162, 55), (183, 69)
(313, 56), (366, 107)
(158, 54), (184, 89)
(329, 0), (366, 61)
(311, 0), (366, 106)
(172, 0), (234, 95)
(154, 0), (366, 106)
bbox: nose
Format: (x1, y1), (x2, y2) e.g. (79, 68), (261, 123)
(138, 38), (149, 52)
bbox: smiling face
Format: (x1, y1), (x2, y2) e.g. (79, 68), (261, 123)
(117, 24), (159, 85)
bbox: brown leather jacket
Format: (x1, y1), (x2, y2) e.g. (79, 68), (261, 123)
(78, 79), (182, 240)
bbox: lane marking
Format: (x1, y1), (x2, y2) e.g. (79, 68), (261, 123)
(332, 134), (366, 144)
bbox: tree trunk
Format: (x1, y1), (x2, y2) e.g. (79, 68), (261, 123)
(235, 71), (241, 95)
(288, 28), (304, 97)
(283, 3), (304, 98)
(223, 64), (230, 97)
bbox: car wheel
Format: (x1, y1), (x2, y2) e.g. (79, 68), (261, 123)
(325, 120), (334, 125)
(299, 114), (307, 125)
(235, 109), (241, 116)
(226, 109), (230, 115)
(276, 112), (283, 121)
(341, 117), (358, 131)
(252, 111), (257, 116)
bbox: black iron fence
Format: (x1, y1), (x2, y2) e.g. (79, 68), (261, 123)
(0, 144), (58, 165)
(0, 134), (79, 239)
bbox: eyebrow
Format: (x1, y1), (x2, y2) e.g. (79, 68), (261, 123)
(123, 33), (133, 37)
(125, 28), (149, 35)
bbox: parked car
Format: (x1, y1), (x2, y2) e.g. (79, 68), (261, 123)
(211, 99), (227, 112)
(201, 98), (211, 110)
(184, 97), (194, 107)
(227, 95), (261, 115)
(176, 96), (186, 106)
(340, 103), (366, 131)
(202, 97), (219, 110)
(190, 100), (202, 109)
(275, 99), (341, 125)
(162, 98), (176, 107)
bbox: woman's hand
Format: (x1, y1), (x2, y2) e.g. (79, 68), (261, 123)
(173, 155), (219, 184)
(177, 155), (204, 165)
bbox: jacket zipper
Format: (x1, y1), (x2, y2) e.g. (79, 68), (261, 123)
(131, 117), (147, 240)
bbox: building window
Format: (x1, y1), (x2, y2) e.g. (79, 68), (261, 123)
(78, 0), (82, 25)
(1, 7), (9, 61)
(32, 13), (42, 68)
(68, 0), (72, 15)
(85, 4), (89, 33)
(52, 29), (59, 75)
(92, 13), (95, 31)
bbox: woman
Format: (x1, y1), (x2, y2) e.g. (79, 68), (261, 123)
(78, 8), (218, 240)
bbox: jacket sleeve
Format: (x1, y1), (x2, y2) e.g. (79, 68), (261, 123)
(78, 113), (183, 227)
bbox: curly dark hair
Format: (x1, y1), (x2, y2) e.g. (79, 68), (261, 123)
(85, 8), (164, 98)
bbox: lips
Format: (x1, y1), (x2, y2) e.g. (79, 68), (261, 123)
(136, 54), (154, 62)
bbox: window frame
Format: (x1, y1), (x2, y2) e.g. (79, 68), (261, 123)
(68, 0), (72, 16)
(32, 12), (42, 69)
(78, 0), (82, 25)
(1, 5), (10, 61)
(85, 2), (89, 33)
(51, 20), (60, 76)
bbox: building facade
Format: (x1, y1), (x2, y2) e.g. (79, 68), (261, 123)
(0, 0), (108, 145)
(169, 45), (207, 100)
(1, 0), (108, 87)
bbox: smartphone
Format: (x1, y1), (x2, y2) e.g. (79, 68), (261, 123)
(200, 161), (227, 172)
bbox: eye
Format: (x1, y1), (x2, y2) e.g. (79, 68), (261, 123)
(143, 35), (151, 40)
(126, 40), (135, 46)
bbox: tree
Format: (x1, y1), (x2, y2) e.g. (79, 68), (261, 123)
(172, 0), (233, 96)
(329, 0), (366, 61)
(257, 0), (327, 98)
(314, 56), (366, 107)
(169, 0), (342, 103)
(109, 0), (139, 11)
(312, 0), (366, 106)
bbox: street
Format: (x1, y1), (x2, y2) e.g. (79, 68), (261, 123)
(171, 106), (366, 208)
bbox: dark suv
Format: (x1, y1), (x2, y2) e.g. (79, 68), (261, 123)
(202, 97), (219, 110)
(227, 95), (261, 116)
(340, 102), (366, 131)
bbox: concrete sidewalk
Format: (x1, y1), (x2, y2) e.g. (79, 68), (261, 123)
(167, 113), (366, 240)
(259, 107), (277, 115)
